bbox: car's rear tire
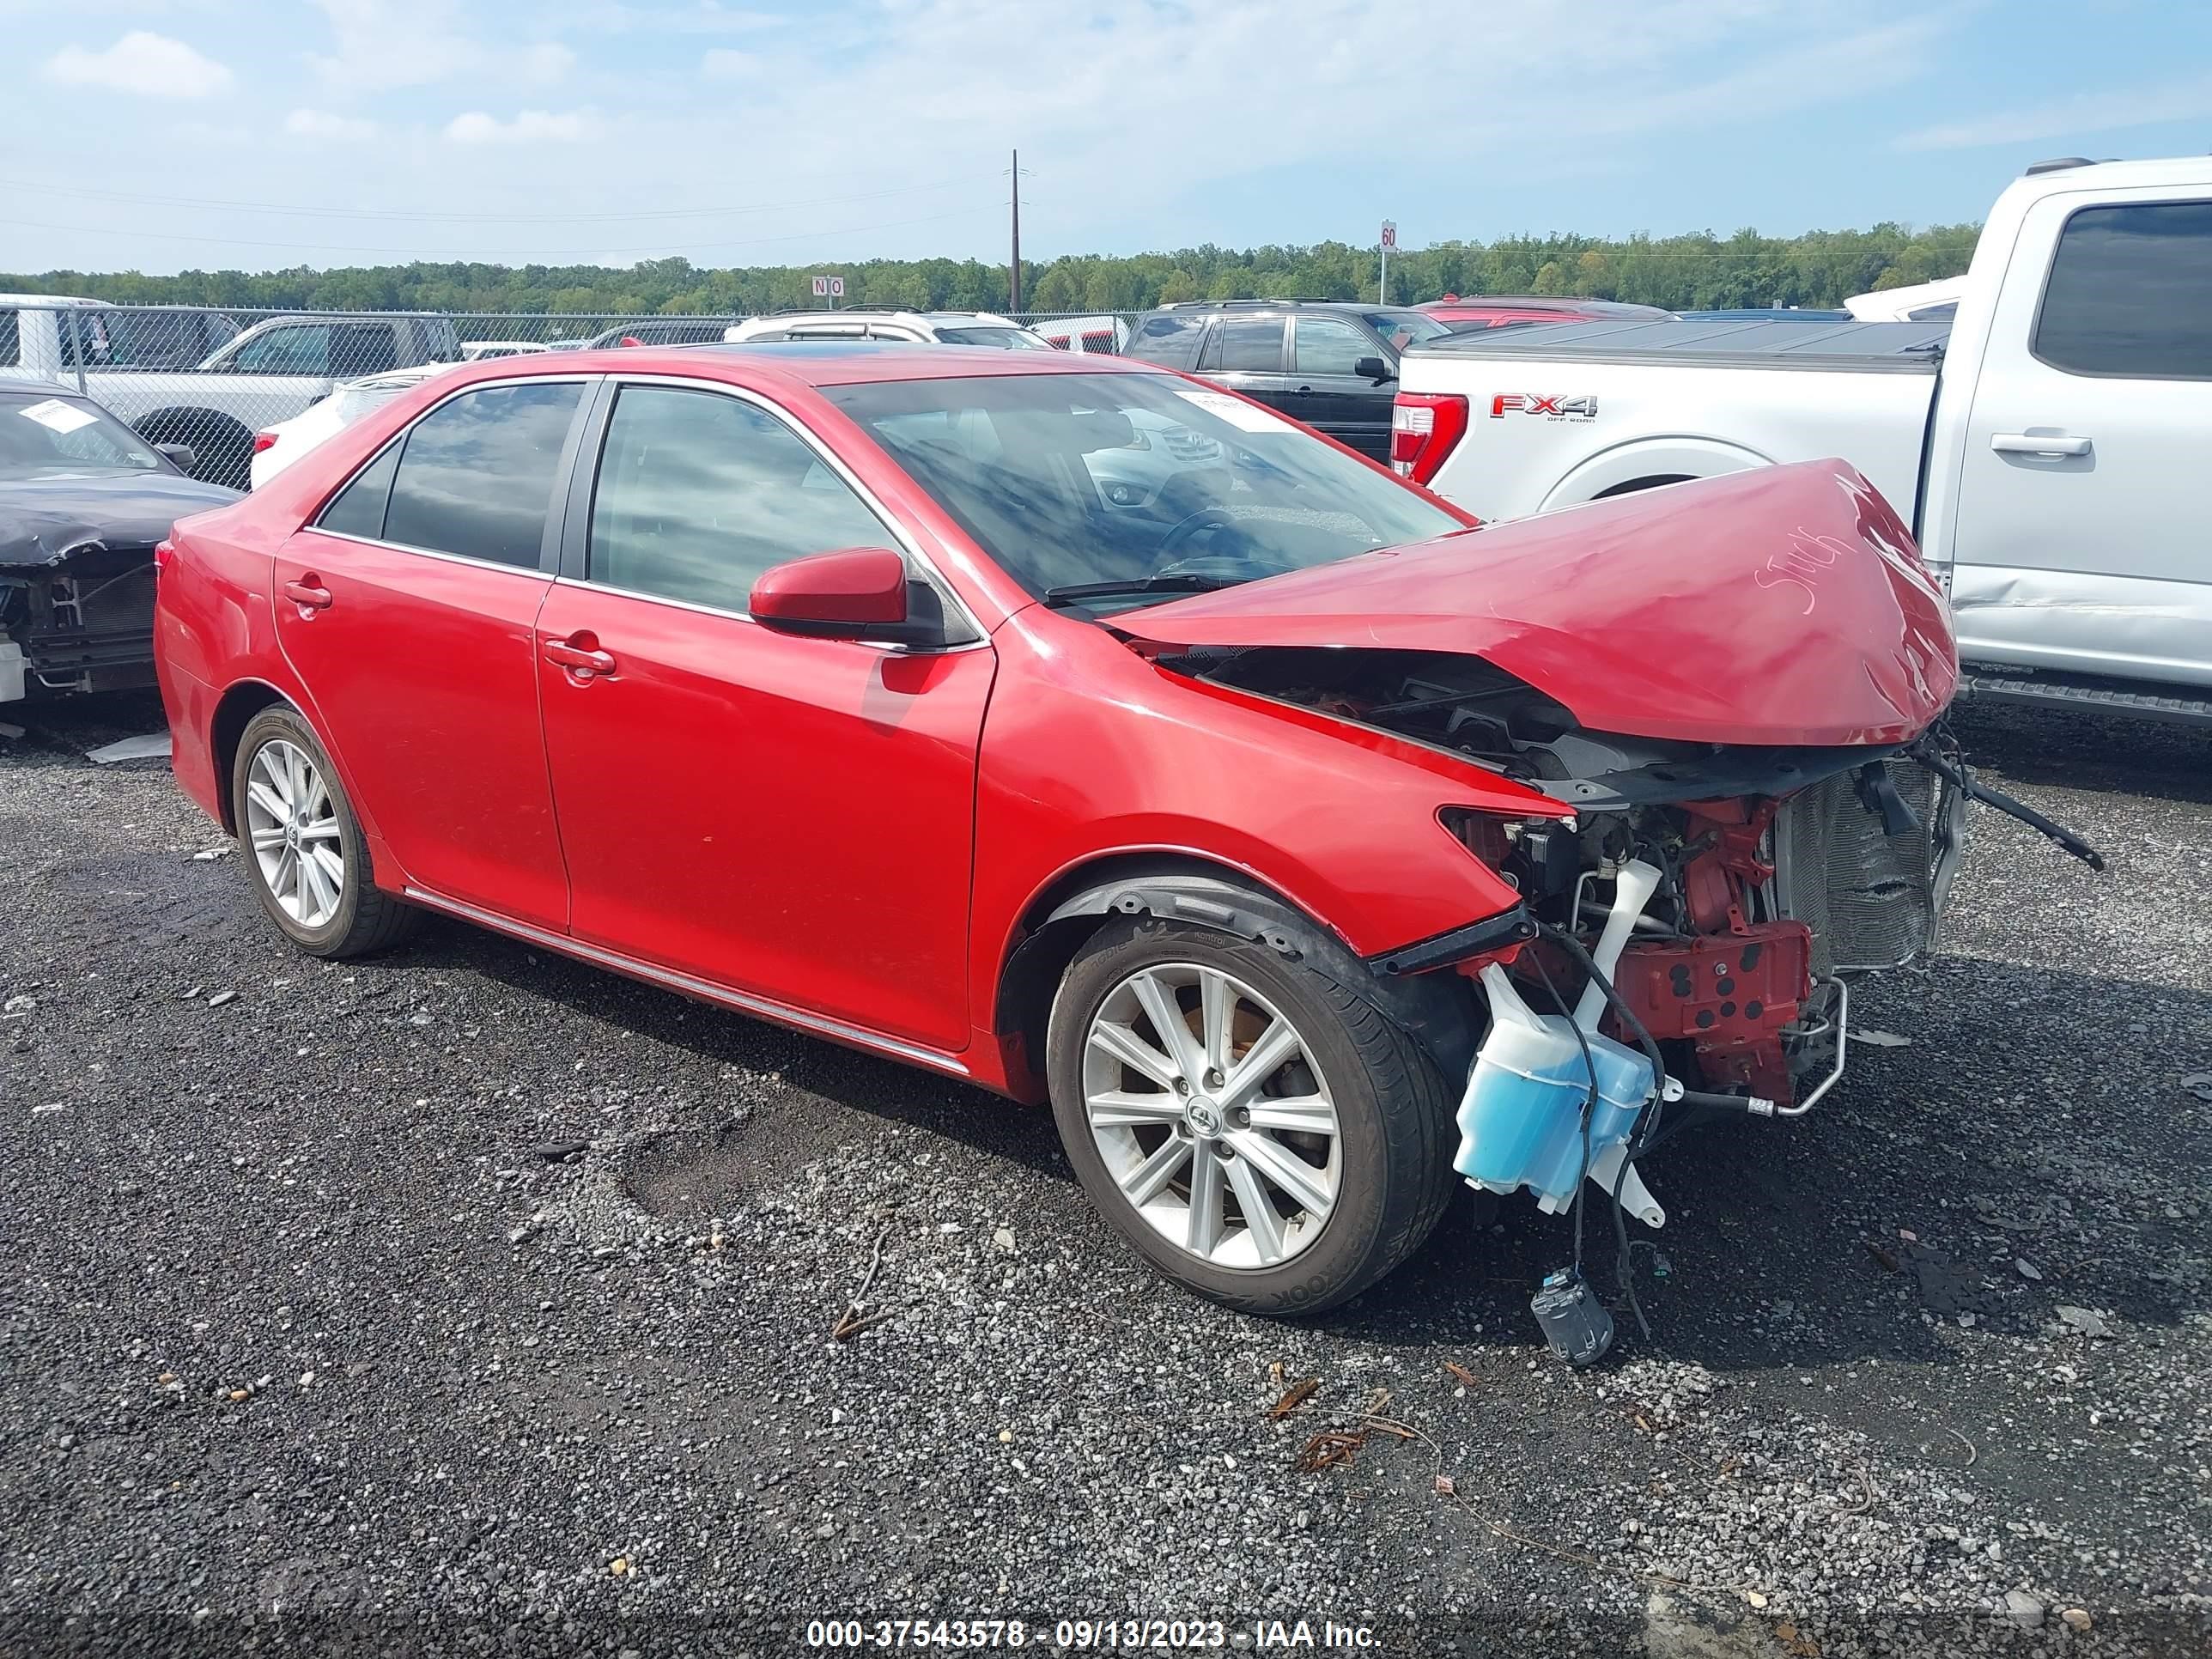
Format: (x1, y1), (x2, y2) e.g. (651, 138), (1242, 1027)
(229, 706), (417, 958)
(1045, 916), (1456, 1316)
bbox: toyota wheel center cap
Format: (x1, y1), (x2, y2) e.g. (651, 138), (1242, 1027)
(1183, 1097), (1224, 1138)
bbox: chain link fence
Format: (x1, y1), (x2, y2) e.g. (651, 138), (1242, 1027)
(2, 301), (1139, 491)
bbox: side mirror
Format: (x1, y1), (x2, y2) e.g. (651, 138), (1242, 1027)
(750, 546), (914, 640)
(1355, 355), (1395, 384)
(154, 442), (198, 473)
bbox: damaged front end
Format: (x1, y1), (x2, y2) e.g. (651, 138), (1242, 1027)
(1169, 639), (1973, 1115)
(1122, 460), (2103, 1358)
(0, 538), (164, 701)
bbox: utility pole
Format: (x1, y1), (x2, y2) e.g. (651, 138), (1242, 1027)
(1009, 148), (1023, 313)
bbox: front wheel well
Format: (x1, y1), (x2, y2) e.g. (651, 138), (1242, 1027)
(992, 853), (1480, 1091)
(210, 683), (294, 832)
(1591, 473), (1693, 500)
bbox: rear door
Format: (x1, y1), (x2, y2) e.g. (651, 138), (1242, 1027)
(1192, 314), (1292, 415)
(1946, 192), (2212, 684)
(275, 376), (592, 928)
(1285, 314), (1393, 456)
(533, 377), (993, 1051)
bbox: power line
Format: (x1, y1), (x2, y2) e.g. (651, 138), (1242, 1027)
(2, 204), (1004, 262)
(0, 173), (981, 226)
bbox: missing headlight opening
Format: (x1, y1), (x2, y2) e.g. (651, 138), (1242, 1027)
(1153, 641), (2084, 1364)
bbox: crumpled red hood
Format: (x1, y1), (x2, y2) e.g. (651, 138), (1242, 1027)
(1127, 459), (1958, 747)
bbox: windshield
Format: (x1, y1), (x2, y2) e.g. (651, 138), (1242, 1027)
(0, 396), (163, 480)
(824, 370), (1469, 610)
(933, 325), (1055, 350)
(1364, 311), (1452, 349)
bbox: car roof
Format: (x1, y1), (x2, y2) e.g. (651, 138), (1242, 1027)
(0, 383), (95, 402)
(491, 340), (1159, 388)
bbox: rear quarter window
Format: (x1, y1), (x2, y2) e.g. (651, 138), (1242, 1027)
(1123, 313), (1206, 369)
(2033, 200), (2212, 380)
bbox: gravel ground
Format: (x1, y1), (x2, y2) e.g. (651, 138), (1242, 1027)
(1, 693), (2207, 1658)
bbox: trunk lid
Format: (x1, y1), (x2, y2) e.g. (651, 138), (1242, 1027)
(1126, 459), (1957, 747)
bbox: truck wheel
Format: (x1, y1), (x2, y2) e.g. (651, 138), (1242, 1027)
(1045, 916), (1455, 1316)
(230, 706), (417, 958)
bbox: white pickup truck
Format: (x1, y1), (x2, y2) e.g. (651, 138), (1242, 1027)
(2, 298), (461, 491)
(1393, 155), (2212, 723)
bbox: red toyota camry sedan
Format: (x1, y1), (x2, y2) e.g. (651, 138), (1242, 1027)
(155, 342), (1993, 1318)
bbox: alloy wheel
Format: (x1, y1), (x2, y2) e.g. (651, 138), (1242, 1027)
(243, 738), (345, 929)
(1080, 961), (1341, 1270)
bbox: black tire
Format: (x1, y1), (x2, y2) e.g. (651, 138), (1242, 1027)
(229, 705), (418, 958)
(1045, 915), (1456, 1316)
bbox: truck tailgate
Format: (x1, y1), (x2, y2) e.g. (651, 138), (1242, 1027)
(1400, 318), (1948, 526)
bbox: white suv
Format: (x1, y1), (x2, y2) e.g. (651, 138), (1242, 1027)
(723, 310), (1055, 349)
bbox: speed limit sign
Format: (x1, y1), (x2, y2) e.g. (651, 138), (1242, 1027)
(1380, 221), (1396, 249)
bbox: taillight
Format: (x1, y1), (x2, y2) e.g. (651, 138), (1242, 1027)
(251, 431), (278, 453)
(1390, 392), (1468, 486)
(154, 538), (174, 576)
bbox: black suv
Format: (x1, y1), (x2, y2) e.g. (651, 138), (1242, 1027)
(1120, 301), (1455, 459)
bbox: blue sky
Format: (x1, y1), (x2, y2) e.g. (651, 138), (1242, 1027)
(3, 0), (2209, 275)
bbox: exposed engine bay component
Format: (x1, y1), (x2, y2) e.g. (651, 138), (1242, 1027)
(1453, 861), (1667, 1227)
(1775, 757), (1958, 975)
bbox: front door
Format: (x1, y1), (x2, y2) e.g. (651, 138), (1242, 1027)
(275, 378), (589, 929)
(1285, 314), (1393, 457)
(1943, 191), (2212, 686)
(535, 380), (993, 1053)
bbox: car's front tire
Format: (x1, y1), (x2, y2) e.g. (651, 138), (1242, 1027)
(1045, 916), (1455, 1316)
(230, 705), (417, 958)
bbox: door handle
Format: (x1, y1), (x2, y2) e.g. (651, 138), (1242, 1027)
(1990, 432), (2091, 457)
(544, 637), (617, 678)
(1295, 384), (1315, 393)
(283, 578), (333, 610)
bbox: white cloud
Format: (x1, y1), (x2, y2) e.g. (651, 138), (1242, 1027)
(522, 40), (577, 83)
(285, 107), (380, 141)
(444, 108), (601, 144)
(1895, 75), (2212, 152)
(562, 2), (781, 32)
(42, 30), (233, 98)
(701, 46), (761, 79)
(309, 0), (574, 91)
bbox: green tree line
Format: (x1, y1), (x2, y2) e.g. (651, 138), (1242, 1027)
(3, 222), (1979, 316)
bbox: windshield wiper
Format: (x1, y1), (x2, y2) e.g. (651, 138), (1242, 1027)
(1040, 573), (1247, 608)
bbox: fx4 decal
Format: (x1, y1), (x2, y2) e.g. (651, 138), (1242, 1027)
(1490, 394), (1599, 420)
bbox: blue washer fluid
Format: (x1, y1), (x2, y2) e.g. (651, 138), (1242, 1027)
(1455, 962), (1656, 1210)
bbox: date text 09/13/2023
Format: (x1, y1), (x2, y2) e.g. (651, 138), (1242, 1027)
(803, 1617), (1378, 1648)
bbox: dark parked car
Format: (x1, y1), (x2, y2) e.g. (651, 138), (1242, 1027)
(1119, 301), (1456, 459)
(0, 385), (236, 701)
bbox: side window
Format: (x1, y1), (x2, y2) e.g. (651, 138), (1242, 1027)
(1200, 317), (1285, 374)
(383, 381), (583, 567)
(587, 386), (890, 611)
(316, 441), (402, 540)
(0, 311), (17, 368)
(234, 325), (331, 375)
(1124, 312), (1205, 369)
(331, 324), (399, 376)
(1294, 316), (1377, 375)
(2034, 201), (2212, 379)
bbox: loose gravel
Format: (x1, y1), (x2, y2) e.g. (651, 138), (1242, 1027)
(1, 693), (2206, 1657)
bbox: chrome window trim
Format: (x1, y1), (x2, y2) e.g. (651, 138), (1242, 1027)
(588, 370), (990, 646)
(305, 525), (562, 579)
(544, 573), (991, 656)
